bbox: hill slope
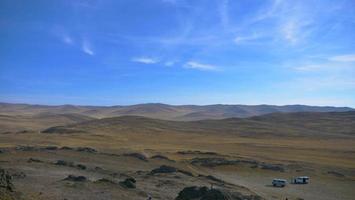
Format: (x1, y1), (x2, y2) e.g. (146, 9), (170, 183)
(43, 111), (355, 138)
(0, 102), (353, 121)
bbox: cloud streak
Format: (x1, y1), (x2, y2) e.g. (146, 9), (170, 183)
(329, 54), (355, 62)
(131, 57), (159, 64)
(82, 39), (94, 55)
(184, 61), (218, 71)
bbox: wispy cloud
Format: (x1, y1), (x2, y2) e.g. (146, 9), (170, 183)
(219, 0), (229, 29)
(184, 61), (218, 71)
(329, 54), (355, 62)
(82, 39), (94, 55)
(131, 57), (159, 64)
(164, 61), (176, 66)
(52, 26), (74, 45)
(234, 33), (263, 44)
(62, 35), (73, 45)
(280, 19), (313, 45)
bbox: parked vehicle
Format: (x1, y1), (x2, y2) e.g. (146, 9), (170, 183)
(272, 179), (287, 187)
(292, 176), (310, 184)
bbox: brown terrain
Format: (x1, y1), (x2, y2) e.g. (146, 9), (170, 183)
(0, 103), (354, 200)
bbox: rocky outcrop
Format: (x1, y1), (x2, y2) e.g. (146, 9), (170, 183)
(0, 169), (14, 192)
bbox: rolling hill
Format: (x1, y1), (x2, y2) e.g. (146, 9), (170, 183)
(0, 102), (353, 121)
(42, 111), (355, 138)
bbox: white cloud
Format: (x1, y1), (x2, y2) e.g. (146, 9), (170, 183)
(219, 0), (229, 29)
(131, 57), (158, 64)
(234, 33), (263, 44)
(63, 35), (73, 45)
(329, 54), (355, 62)
(82, 39), (94, 55)
(164, 61), (176, 66)
(184, 61), (218, 71)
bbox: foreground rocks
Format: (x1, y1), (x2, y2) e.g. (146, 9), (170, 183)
(0, 168), (13, 192)
(119, 178), (136, 188)
(63, 175), (87, 182)
(175, 186), (229, 200)
(175, 186), (263, 200)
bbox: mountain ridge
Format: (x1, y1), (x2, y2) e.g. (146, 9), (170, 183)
(0, 102), (353, 121)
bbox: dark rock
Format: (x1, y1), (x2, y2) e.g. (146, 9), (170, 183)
(178, 169), (194, 177)
(151, 155), (175, 162)
(76, 164), (87, 170)
(175, 186), (243, 200)
(28, 158), (42, 163)
(0, 168), (14, 192)
(150, 165), (193, 177)
(327, 171), (345, 177)
(175, 186), (209, 200)
(259, 163), (284, 172)
(95, 178), (116, 184)
(190, 157), (236, 167)
(76, 147), (97, 153)
(124, 153), (147, 161)
(44, 146), (58, 150)
(55, 160), (74, 167)
(63, 175), (87, 182)
(60, 146), (73, 150)
(204, 175), (225, 184)
(15, 146), (36, 151)
(201, 189), (229, 200)
(177, 151), (218, 155)
(11, 171), (26, 179)
(150, 165), (177, 174)
(119, 178), (136, 188)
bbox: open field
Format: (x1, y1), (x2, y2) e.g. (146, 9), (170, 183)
(1, 105), (355, 199)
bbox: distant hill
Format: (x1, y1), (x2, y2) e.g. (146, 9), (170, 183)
(42, 111), (355, 138)
(0, 113), (95, 132)
(0, 102), (353, 121)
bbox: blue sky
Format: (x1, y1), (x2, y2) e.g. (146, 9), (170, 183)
(1, 0), (355, 106)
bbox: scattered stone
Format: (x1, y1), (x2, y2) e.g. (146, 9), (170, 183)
(76, 147), (97, 153)
(151, 155), (175, 162)
(119, 178), (136, 188)
(150, 165), (194, 177)
(175, 186), (209, 200)
(177, 150), (218, 155)
(95, 178), (116, 184)
(190, 157), (237, 167)
(76, 164), (87, 170)
(259, 163), (284, 172)
(327, 171), (345, 177)
(63, 175), (87, 182)
(0, 168), (14, 192)
(60, 146), (73, 150)
(150, 165), (177, 174)
(178, 169), (194, 177)
(11, 171), (26, 179)
(44, 146), (58, 150)
(55, 160), (74, 167)
(15, 146), (36, 151)
(124, 153), (148, 161)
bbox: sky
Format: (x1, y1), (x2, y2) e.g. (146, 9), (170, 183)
(0, 0), (355, 107)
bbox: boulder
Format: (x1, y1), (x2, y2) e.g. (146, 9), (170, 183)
(0, 168), (14, 192)
(63, 175), (87, 182)
(119, 178), (136, 188)
(124, 153), (147, 161)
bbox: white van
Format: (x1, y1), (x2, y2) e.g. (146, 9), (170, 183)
(272, 179), (287, 187)
(293, 176), (309, 184)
